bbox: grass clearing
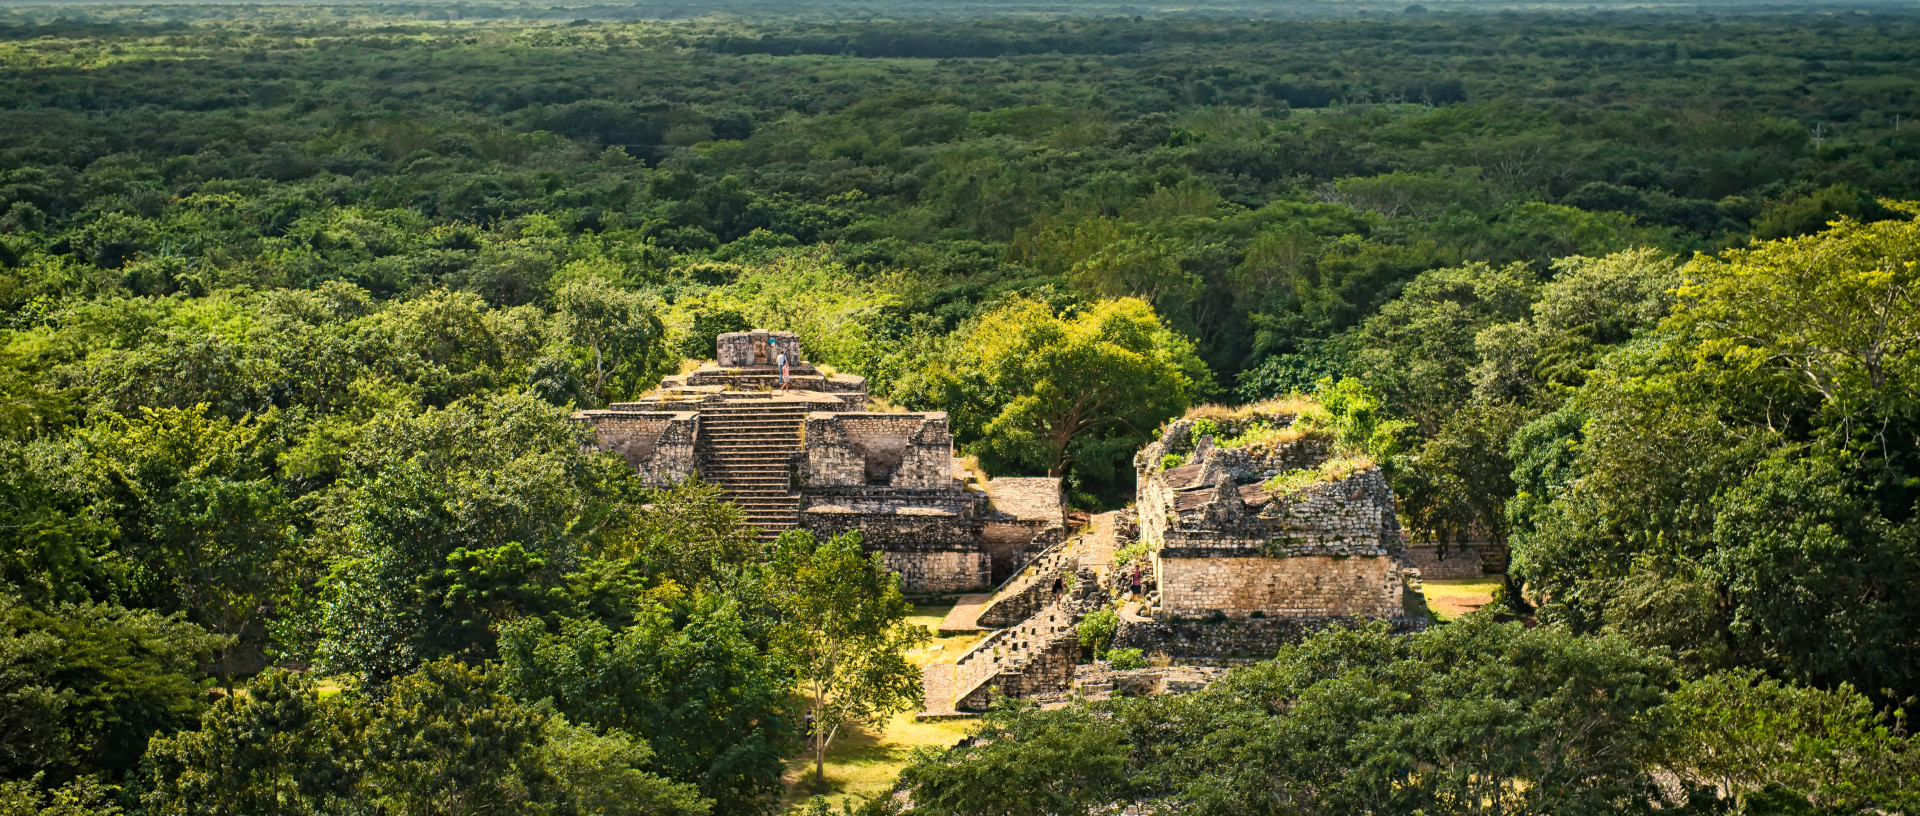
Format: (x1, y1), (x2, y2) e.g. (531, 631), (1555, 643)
(779, 710), (976, 812)
(1422, 577), (1503, 621)
(904, 602), (986, 666)
(779, 601), (983, 812)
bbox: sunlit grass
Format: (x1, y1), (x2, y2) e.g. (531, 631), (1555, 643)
(906, 602), (985, 665)
(780, 711), (974, 812)
(1421, 577), (1503, 621)
(778, 601), (982, 812)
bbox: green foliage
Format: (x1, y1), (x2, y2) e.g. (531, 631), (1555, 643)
(0, 596), (227, 781)
(1663, 668), (1920, 813)
(613, 480), (764, 592)
(311, 392), (647, 682)
(1508, 212), (1920, 698)
(906, 297), (1208, 480)
(1105, 648), (1148, 671)
(74, 405), (297, 681)
(1213, 420), (1299, 450)
(1308, 377), (1410, 463)
(139, 662), (711, 816)
(555, 276), (670, 407)
(1260, 454), (1376, 497)
(896, 617), (1690, 816)
(895, 701), (1130, 816)
(765, 530), (927, 781)
(137, 669), (361, 816)
(1076, 607), (1119, 658)
(1344, 261), (1537, 433)
(0, 774), (121, 816)
(497, 592), (794, 816)
(1110, 541), (1149, 570)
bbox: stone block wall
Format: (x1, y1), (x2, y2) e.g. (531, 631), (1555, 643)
(799, 487), (981, 517)
(980, 520), (1056, 583)
(716, 330), (801, 367)
(1154, 554), (1410, 619)
(881, 548), (992, 594)
(800, 504), (978, 548)
(574, 410), (697, 485)
(802, 413), (952, 489)
(1404, 542), (1503, 579)
(800, 502), (987, 592)
(1155, 469), (1404, 559)
(955, 634), (1080, 711)
(1112, 615), (1427, 659)
(976, 551), (1076, 628)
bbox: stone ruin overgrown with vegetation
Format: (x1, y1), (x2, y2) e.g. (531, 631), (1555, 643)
(575, 330), (1066, 592)
(920, 400), (1442, 715)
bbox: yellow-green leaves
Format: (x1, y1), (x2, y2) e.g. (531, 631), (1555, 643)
(1671, 207), (1920, 426)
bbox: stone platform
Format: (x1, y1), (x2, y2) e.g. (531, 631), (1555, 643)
(936, 593), (991, 636)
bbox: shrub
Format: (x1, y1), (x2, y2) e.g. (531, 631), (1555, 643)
(1106, 648), (1148, 670)
(1078, 607), (1119, 658)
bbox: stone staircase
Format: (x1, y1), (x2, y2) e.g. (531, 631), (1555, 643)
(696, 401), (805, 540)
(975, 543), (1078, 628)
(950, 594), (1083, 711)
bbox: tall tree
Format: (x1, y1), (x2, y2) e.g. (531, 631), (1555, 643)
(498, 593), (795, 816)
(1509, 210), (1920, 697)
(765, 530), (926, 782)
(908, 297), (1208, 478)
(554, 277), (668, 406)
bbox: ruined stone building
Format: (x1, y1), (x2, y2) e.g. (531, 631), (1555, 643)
(573, 330), (1064, 592)
(1129, 412), (1425, 624)
(921, 403), (1430, 716)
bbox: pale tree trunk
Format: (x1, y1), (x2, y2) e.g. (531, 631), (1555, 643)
(591, 340), (606, 402)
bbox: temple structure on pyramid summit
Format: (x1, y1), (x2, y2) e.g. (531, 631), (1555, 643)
(572, 329), (1067, 592)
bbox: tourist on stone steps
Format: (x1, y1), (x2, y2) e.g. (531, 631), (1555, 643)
(777, 344), (792, 391)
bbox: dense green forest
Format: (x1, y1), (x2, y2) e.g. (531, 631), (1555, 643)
(2, 4), (1919, 814)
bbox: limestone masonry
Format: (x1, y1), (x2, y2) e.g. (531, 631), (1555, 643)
(580, 332), (1433, 716)
(922, 405), (1433, 716)
(1128, 411), (1428, 627)
(574, 330), (1065, 592)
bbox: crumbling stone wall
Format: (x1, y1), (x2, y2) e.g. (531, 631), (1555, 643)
(1155, 554), (1408, 619)
(802, 413), (953, 489)
(1133, 407), (1426, 626)
(574, 410), (697, 485)
(1161, 469), (1405, 556)
(980, 520), (1056, 583)
(716, 330), (802, 367)
(954, 633), (1079, 711)
(882, 549), (992, 594)
(801, 503), (988, 592)
(1404, 541), (1504, 579)
(1112, 615), (1426, 659)
(977, 550), (1077, 628)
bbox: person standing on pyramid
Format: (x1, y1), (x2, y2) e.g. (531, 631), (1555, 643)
(774, 337), (791, 391)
